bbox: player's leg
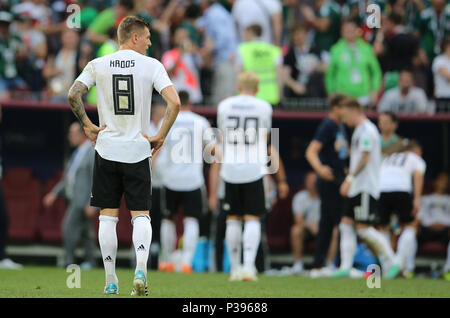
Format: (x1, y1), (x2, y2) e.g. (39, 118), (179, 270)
(180, 188), (204, 273)
(444, 239), (450, 280)
(332, 195), (358, 277)
(392, 193), (417, 271)
(159, 188), (178, 272)
(98, 208), (120, 294)
(376, 192), (394, 272)
(325, 225), (339, 270)
(91, 152), (122, 294)
(290, 214), (306, 274)
(122, 157), (152, 296)
(241, 178), (266, 281)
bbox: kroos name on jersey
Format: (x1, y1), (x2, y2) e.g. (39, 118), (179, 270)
(110, 60), (136, 68)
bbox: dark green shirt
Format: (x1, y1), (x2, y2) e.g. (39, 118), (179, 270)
(314, 0), (342, 52)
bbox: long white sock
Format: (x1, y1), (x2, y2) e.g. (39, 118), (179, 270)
(395, 226), (416, 268)
(444, 242), (450, 273)
(182, 217), (199, 266)
(339, 222), (357, 270)
(357, 226), (396, 270)
(243, 219), (261, 271)
(225, 220), (242, 273)
(98, 215), (119, 286)
(132, 214), (152, 276)
(405, 236), (417, 272)
(160, 219), (176, 263)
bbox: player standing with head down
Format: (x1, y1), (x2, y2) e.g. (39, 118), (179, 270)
(334, 98), (401, 279)
(67, 16), (180, 296)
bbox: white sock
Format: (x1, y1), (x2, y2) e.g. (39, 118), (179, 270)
(132, 214), (152, 276)
(225, 220), (242, 273)
(98, 215), (119, 286)
(357, 226), (396, 269)
(405, 236), (417, 272)
(395, 226), (416, 268)
(339, 222), (357, 270)
(243, 219), (261, 271)
(182, 217), (199, 266)
(160, 219), (176, 263)
(444, 242), (450, 273)
(378, 230), (392, 270)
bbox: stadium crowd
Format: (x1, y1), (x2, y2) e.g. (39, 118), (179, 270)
(0, 0), (449, 112)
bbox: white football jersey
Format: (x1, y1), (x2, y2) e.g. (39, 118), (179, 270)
(76, 49), (173, 163)
(380, 151), (426, 193)
(418, 194), (450, 227)
(348, 119), (382, 199)
(148, 121), (164, 188)
(156, 110), (211, 192)
(217, 94), (272, 184)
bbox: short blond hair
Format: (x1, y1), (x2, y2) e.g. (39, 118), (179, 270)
(238, 71), (259, 92)
(117, 16), (150, 45)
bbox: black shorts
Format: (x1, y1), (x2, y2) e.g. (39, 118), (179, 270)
(91, 151), (151, 211)
(378, 192), (413, 226)
(343, 192), (378, 224)
(223, 178), (266, 217)
(162, 186), (206, 219)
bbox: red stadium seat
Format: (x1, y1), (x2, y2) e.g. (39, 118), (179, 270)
(2, 168), (42, 241)
(266, 194), (294, 251)
(38, 170), (66, 242)
(418, 241), (447, 256)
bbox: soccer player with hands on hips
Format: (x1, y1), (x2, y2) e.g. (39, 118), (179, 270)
(68, 16), (180, 296)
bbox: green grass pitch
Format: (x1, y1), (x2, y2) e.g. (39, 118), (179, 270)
(0, 266), (448, 298)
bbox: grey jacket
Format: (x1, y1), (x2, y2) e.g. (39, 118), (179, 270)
(52, 142), (95, 209)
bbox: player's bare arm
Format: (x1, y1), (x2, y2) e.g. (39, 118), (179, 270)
(143, 85), (180, 151)
(412, 170), (424, 215)
(340, 151), (370, 196)
(305, 140), (334, 181)
(68, 81), (105, 145)
(268, 144), (289, 199)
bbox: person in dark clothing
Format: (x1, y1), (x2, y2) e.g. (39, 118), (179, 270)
(305, 93), (348, 271)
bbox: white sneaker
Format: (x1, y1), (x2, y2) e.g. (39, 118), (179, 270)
(241, 266), (258, 282)
(229, 270), (243, 282)
(291, 262), (304, 275)
(0, 258), (23, 270)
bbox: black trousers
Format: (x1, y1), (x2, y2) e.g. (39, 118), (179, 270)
(0, 184), (9, 260)
(312, 179), (343, 268)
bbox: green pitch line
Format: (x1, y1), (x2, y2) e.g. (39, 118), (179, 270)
(0, 266), (448, 298)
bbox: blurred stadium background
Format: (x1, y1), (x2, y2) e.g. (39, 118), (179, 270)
(0, 0), (449, 284)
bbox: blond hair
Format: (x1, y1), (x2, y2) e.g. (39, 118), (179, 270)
(238, 71), (259, 93)
(117, 16), (150, 45)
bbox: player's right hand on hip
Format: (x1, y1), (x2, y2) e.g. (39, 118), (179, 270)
(143, 133), (165, 152)
(84, 124), (106, 146)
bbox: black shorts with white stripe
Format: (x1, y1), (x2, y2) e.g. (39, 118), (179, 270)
(343, 192), (378, 224)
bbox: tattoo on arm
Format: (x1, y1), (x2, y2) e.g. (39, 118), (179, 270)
(68, 81), (89, 127)
(351, 152), (370, 177)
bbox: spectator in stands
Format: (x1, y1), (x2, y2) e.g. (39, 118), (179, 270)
(197, 0), (239, 105)
(416, 0), (450, 61)
(238, 24), (283, 106)
(433, 37), (450, 112)
(378, 69), (429, 114)
(86, 0), (135, 45)
(0, 103), (22, 270)
(230, 0), (283, 46)
(305, 93), (348, 273)
(0, 10), (27, 100)
(43, 27), (80, 102)
(290, 171), (338, 274)
(43, 122), (97, 269)
(282, 24), (326, 99)
(300, 0), (342, 54)
(390, 0), (425, 33)
(15, 14), (47, 100)
(325, 19), (382, 108)
(417, 171), (450, 280)
(377, 111), (408, 156)
(162, 27), (203, 104)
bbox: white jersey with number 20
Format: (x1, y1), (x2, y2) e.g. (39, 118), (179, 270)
(76, 49), (173, 164)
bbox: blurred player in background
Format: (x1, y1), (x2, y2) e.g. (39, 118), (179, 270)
(378, 140), (426, 278)
(334, 98), (401, 279)
(305, 93), (347, 275)
(68, 16), (180, 296)
(147, 103), (167, 270)
(378, 111), (407, 156)
(213, 71), (288, 281)
(156, 90), (211, 274)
